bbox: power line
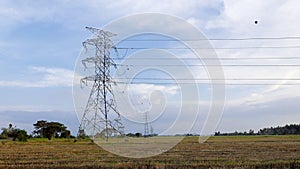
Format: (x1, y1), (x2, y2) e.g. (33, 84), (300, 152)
(116, 46), (300, 50)
(111, 56), (300, 60)
(113, 77), (300, 84)
(117, 36), (300, 41)
(83, 64), (300, 70)
(116, 64), (300, 67)
(113, 77), (300, 80)
(114, 81), (300, 85)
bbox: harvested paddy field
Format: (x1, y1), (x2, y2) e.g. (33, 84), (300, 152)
(0, 135), (299, 168)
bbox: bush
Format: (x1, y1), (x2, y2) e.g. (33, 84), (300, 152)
(1, 126), (28, 142)
(0, 134), (7, 139)
(16, 130), (28, 142)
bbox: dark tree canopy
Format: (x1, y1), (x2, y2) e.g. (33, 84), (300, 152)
(33, 120), (70, 140)
(215, 124), (300, 136)
(258, 124), (300, 135)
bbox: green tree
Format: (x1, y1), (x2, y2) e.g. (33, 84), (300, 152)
(10, 129), (28, 141)
(1, 124), (28, 141)
(33, 120), (71, 140)
(32, 120), (47, 138)
(135, 132), (142, 137)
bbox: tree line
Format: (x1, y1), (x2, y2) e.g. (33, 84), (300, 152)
(2, 122), (299, 141)
(0, 120), (72, 141)
(215, 124), (300, 136)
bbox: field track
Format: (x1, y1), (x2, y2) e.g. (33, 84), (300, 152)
(0, 135), (299, 168)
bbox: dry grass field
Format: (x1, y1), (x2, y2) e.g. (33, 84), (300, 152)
(0, 135), (299, 168)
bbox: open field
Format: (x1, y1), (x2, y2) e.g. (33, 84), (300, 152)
(0, 135), (299, 168)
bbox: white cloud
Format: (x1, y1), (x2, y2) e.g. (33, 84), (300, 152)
(126, 83), (178, 95)
(0, 66), (74, 87)
(0, 0), (225, 32)
(0, 105), (53, 112)
(87, 0), (222, 16)
(113, 83), (179, 113)
(0, 0), (299, 133)
(0, 1), (55, 31)
(206, 0), (300, 36)
(181, 0), (300, 111)
(186, 17), (202, 27)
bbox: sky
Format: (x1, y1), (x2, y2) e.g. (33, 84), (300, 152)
(0, 0), (300, 136)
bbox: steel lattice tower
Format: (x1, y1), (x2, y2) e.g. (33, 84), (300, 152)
(78, 27), (124, 141)
(144, 111), (149, 137)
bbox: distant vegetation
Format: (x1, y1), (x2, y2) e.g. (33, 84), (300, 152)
(126, 132), (158, 137)
(1, 122), (299, 142)
(215, 124), (300, 136)
(33, 120), (71, 140)
(0, 120), (73, 141)
(0, 124), (28, 141)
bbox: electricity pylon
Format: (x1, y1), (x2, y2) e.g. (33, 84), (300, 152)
(78, 27), (124, 141)
(144, 111), (149, 137)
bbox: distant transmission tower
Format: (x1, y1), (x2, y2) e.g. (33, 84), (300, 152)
(144, 111), (149, 137)
(78, 27), (124, 141)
